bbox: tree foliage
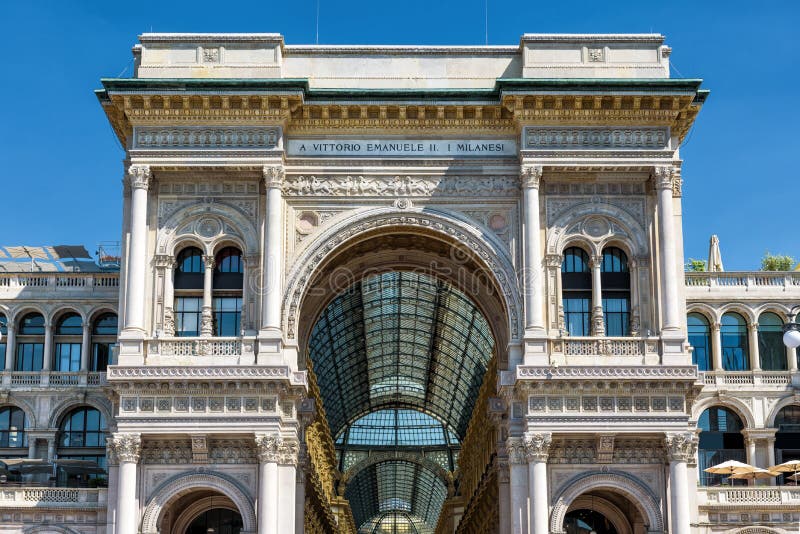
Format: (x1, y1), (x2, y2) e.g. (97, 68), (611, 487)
(761, 252), (796, 271)
(685, 258), (707, 272)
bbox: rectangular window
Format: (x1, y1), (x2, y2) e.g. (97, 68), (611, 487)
(602, 297), (630, 337)
(563, 297), (590, 336)
(213, 297), (242, 337)
(175, 297), (202, 337)
(15, 343), (43, 371)
(0, 343), (5, 370)
(92, 343), (113, 371)
(54, 343), (81, 372)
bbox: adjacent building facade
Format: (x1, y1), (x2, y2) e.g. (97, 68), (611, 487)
(1, 32), (798, 534)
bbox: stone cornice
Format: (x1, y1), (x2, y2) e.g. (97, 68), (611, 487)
(106, 365), (308, 386)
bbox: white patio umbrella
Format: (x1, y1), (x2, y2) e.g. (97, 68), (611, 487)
(708, 234), (724, 272)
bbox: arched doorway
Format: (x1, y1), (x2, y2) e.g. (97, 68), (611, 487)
(184, 507), (243, 534)
(564, 509), (617, 534)
(292, 223), (515, 533)
(561, 492), (643, 534)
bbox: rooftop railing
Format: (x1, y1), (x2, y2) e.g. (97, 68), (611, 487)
(685, 271), (800, 292)
(699, 370), (795, 388)
(700, 486), (800, 507)
(0, 273), (120, 293)
(0, 486), (106, 507)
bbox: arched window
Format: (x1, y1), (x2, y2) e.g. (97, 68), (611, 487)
(16, 312), (45, 371)
(721, 313), (749, 371)
(698, 406), (745, 486)
(759, 312), (786, 371)
(213, 247), (243, 337)
(57, 407), (107, 487)
(54, 313), (82, 372)
(688, 313), (712, 371)
(0, 314), (7, 370)
(562, 247), (591, 336)
(91, 313), (118, 371)
(775, 405), (800, 484)
(601, 247), (630, 337)
(0, 406), (26, 448)
(174, 247), (204, 337)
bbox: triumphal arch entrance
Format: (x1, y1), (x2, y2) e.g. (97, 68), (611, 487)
(98, 32), (706, 534)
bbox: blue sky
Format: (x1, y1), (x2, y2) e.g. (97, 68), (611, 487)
(1, 0), (797, 270)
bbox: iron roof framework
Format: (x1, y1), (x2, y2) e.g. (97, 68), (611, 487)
(346, 460), (447, 534)
(308, 271), (495, 532)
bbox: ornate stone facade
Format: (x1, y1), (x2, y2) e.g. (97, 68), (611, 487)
(0, 30), (797, 534)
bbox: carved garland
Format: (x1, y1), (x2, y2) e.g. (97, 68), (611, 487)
(282, 207), (523, 341)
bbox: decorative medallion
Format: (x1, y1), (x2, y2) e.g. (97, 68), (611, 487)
(196, 217), (222, 238)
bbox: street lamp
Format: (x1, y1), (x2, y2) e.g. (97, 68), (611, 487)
(784, 305), (800, 349)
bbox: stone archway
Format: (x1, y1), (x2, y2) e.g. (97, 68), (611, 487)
(140, 472), (256, 534)
(171, 495), (241, 534)
(281, 205), (523, 352)
(550, 472), (664, 534)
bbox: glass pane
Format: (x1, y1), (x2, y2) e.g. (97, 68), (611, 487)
(688, 314), (711, 371)
(20, 313), (45, 335)
(54, 343), (81, 371)
(721, 313), (749, 370)
(562, 247), (589, 273)
(93, 313), (118, 335)
(563, 297), (590, 336)
(57, 313), (83, 335)
(177, 247), (204, 273)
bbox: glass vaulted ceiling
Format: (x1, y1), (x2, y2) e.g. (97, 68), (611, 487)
(308, 271), (495, 533)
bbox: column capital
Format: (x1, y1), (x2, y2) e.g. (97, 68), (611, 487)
(263, 165), (285, 189)
(108, 432), (142, 464)
(506, 436), (527, 465)
(664, 431), (697, 463)
(544, 254), (563, 268)
(254, 434), (299, 465)
(523, 431), (552, 462)
(126, 165), (152, 190)
(520, 164), (543, 189)
(153, 254), (176, 269)
(652, 165), (673, 191)
(202, 255), (216, 271)
(589, 254), (603, 269)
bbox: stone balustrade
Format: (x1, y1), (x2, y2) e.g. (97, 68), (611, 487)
(548, 337), (661, 364)
(685, 271), (800, 296)
(144, 336), (257, 364)
(1, 371), (107, 388)
(700, 486), (800, 507)
(0, 272), (119, 298)
(699, 371), (795, 389)
(0, 487), (107, 508)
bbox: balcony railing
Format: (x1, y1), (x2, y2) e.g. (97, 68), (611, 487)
(699, 370), (794, 388)
(700, 486), (800, 507)
(146, 337), (256, 359)
(550, 337), (661, 358)
(685, 271), (800, 292)
(0, 486), (106, 507)
(1, 371), (107, 388)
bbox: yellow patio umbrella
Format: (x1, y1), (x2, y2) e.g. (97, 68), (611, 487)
(771, 460), (800, 484)
(704, 459), (758, 475)
(729, 468), (778, 481)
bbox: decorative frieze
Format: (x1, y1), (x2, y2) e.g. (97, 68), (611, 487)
(527, 394), (686, 415)
(119, 394), (280, 415)
(132, 126), (279, 150)
(281, 174), (519, 197)
(525, 127), (669, 150)
(141, 439), (193, 464)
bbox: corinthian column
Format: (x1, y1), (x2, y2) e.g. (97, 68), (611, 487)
(255, 434), (298, 534)
(521, 165), (545, 336)
(654, 166), (680, 332)
(123, 165), (151, 335)
(506, 437), (529, 534)
(259, 165), (284, 357)
(664, 432), (697, 534)
(524, 431), (551, 534)
(589, 254), (604, 336)
(109, 433), (141, 534)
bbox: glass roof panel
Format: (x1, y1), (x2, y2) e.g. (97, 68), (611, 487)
(337, 409), (455, 447)
(346, 460), (447, 532)
(308, 271), (495, 439)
